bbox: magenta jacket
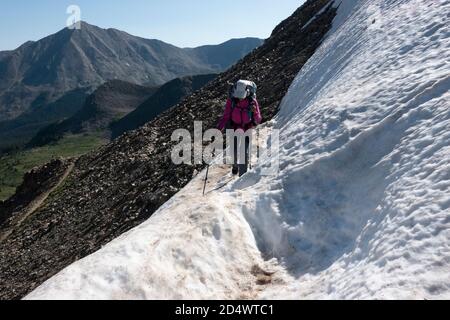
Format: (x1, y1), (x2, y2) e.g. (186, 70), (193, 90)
(218, 98), (262, 131)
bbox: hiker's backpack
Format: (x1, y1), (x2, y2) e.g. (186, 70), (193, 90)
(228, 80), (257, 100)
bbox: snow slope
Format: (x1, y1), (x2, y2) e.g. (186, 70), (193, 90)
(242, 0), (450, 299)
(25, 161), (282, 300)
(26, 0), (450, 300)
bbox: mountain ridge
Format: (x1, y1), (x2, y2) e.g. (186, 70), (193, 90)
(28, 74), (218, 146)
(28, 80), (158, 147)
(111, 74), (218, 139)
(0, 21), (263, 150)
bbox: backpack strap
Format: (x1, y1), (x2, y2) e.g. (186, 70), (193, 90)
(231, 98), (237, 111)
(225, 98), (238, 129)
(247, 97), (256, 125)
(229, 97), (256, 127)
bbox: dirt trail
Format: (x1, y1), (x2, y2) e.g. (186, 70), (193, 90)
(0, 162), (75, 243)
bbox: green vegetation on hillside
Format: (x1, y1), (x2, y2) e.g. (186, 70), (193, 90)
(0, 134), (106, 201)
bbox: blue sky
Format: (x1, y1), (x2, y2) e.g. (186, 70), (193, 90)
(0, 0), (305, 51)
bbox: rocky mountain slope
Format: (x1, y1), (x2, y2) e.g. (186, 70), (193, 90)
(0, 22), (262, 150)
(0, 0), (336, 299)
(28, 80), (158, 147)
(111, 74), (217, 139)
(0, 159), (74, 240)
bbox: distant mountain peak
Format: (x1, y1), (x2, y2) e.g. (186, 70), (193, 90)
(0, 21), (262, 150)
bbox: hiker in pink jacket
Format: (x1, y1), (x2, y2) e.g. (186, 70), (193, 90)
(218, 80), (262, 176)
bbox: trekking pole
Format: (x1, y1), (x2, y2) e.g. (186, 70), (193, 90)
(202, 164), (210, 196)
(257, 127), (260, 160)
(249, 134), (252, 171)
(202, 137), (215, 196)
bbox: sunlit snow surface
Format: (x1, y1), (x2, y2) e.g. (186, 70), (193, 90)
(27, 0), (450, 300)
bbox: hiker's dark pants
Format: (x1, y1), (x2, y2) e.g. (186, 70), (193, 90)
(233, 136), (250, 177)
